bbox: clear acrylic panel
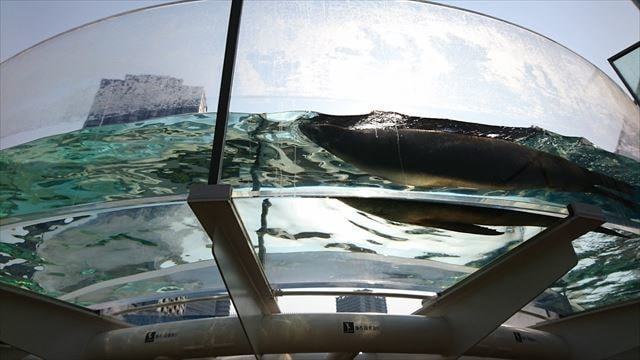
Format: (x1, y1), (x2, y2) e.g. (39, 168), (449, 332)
(0, 1), (230, 219)
(611, 45), (640, 101)
(232, 196), (637, 316)
(0, 201), (235, 324)
(0, 1), (254, 352)
(234, 197), (535, 296)
(0, 200), (254, 355)
(228, 1), (638, 157)
(223, 1), (639, 222)
(224, 0), (640, 320)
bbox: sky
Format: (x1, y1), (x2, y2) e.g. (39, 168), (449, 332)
(437, 0), (639, 91)
(1, 0), (638, 156)
(0, 0), (175, 62)
(1, 0), (638, 89)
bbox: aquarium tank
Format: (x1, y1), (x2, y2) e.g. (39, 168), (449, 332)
(0, 0), (638, 355)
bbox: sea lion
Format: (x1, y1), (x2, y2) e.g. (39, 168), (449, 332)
(299, 111), (635, 208)
(338, 197), (627, 237)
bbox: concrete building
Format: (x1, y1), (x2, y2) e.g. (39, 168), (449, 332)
(84, 74), (207, 128)
(336, 295), (387, 313)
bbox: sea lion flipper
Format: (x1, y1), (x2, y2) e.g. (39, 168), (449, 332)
(416, 219), (504, 236)
(593, 226), (631, 238)
(591, 185), (639, 212)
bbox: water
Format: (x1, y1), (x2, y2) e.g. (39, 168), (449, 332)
(223, 111), (640, 224)
(1, 111), (638, 314)
(2, 111), (639, 221)
(1, 113), (215, 219)
(1, 197), (636, 314)
(0, 203), (215, 301)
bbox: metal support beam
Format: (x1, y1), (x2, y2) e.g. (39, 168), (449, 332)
(188, 184), (280, 356)
(534, 299), (640, 360)
(412, 203), (606, 358)
(0, 283), (129, 360)
(83, 313), (569, 359)
(10, 281), (635, 360)
(209, 0), (243, 184)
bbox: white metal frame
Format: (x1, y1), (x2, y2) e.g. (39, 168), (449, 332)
(2, 281), (638, 360)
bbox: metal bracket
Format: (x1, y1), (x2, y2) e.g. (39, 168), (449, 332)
(413, 203), (606, 358)
(534, 299), (640, 360)
(188, 184), (280, 357)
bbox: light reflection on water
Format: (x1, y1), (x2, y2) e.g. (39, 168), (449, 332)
(2, 111), (638, 221)
(0, 198), (637, 315)
(0, 112), (638, 316)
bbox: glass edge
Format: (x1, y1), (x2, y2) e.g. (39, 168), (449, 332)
(0, 0), (205, 66)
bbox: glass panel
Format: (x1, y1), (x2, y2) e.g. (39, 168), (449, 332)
(0, 2), (254, 352)
(0, 1), (230, 218)
(0, 201), (234, 324)
(224, 0), (639, 218)
(224, 0), (640, 321)
(234, 196), (637, 316)
(612, 45), (640, 101)
(234, 196), (543, 291)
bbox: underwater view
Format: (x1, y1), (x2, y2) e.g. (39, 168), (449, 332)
(0, 114), (216, 219)
(223, 111), (640, 224)
(1, 111), (638, 317)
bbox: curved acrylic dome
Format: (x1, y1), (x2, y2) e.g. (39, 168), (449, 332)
(0, 0), (638, 333)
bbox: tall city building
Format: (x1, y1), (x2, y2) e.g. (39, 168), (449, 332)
(336, 295), (387, 313)
(84, 74), (207, 128)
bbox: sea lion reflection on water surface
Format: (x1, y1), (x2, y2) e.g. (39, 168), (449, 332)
(338, 197), (627, 238)
(299, 111), (635, 207)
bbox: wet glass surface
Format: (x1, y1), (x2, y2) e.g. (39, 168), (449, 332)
(0, 201), (241, 326)
(222, 111), (640, 228)
(233, 197), (638, 314)
(0, 0), (638, 339)
(1, 113), (215, 219)
(611, 45), (640, 100)
(224, 0), (640, 320)
(0, 0), (231, 221)
(230, 1), (638, 161)
(1, 0), (230, 149)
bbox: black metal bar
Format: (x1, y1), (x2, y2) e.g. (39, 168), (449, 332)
(608, 41), (640, 105)
(208, 0), (244, 184)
